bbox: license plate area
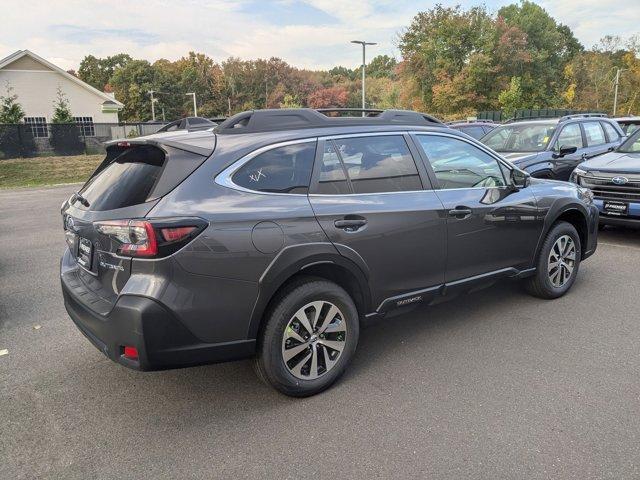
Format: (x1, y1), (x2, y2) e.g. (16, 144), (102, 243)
(603, 200), (629, 216)
(77, 237), (93, 269)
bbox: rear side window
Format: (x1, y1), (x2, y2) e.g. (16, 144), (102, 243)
(583, 121), (606, 146)
(232, 142), (315, 194)
(315, 142), (350, 194)
(332, 135), (422, 194)
(601, 121), (620, 142)
(79, 145), (165, 211)
(556, 123), (583, 150)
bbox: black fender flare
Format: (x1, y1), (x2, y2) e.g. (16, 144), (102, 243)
(246, 242), (371, 339)
(534, 198), (591, 262)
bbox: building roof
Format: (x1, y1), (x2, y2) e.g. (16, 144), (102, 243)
(0, 49), (124, 107)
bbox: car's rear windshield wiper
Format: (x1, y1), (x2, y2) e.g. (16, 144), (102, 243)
(71, 191), (90, 207)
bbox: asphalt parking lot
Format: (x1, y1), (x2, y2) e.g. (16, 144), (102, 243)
(1, 184), (640, 479)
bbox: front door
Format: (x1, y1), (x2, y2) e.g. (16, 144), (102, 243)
(552, 122), (586, 181)
(308, 134), (447, 308)
(412, 133), (544, 282)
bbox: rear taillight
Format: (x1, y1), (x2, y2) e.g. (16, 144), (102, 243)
(95, 220), (158, 257)
(160, 226), (197, 242)
(95, 218), (206, 258)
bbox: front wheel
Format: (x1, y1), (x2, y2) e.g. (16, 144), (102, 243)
(525, 221), (581, 299)
(255, 278), (359, 397)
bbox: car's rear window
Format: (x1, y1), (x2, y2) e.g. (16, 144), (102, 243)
(79, 145), (165, 211)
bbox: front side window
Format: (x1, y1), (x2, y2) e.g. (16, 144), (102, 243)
(583, 121), (606, 146)
(482, 123), (556, 152)
(232, 142), (316, 194)
(555, 123), (583, 150)
(24, 116), (48, 138)
(331, 135), (422, 194)
(601, 121), (620, 142)
(417, 135), (506, 189)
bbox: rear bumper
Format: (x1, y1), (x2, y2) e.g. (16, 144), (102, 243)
(61, 266), (256, 371)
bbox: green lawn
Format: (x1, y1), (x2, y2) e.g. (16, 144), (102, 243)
(0, 154), (103, 189)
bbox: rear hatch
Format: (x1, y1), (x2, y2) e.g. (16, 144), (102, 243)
(61, 135), (215, 312)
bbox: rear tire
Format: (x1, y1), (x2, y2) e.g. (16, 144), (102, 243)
(255, 278), (359, 397)
(525, 221), (581, 299)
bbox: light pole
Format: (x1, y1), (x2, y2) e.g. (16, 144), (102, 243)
(186, 92), (197, 117)
(351, 40), (377, 116)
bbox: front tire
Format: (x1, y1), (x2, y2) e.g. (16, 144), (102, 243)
(255, 278), (359, 397)
(525, 221), (581, 299)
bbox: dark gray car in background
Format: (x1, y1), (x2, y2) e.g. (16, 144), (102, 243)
(60, 108), (598, 396)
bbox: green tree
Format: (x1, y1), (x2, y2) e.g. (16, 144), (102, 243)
(498, 1), (582, 107)
(110, 59), (156, 121)
(50, 88), (83, 155)
(366, 55), (398, 79)
(51, 87), (74, 123)
(498, 77), (524, 118)
(0, 83), (25, 123)
(398, 4), (497, 114)
(78, 54), (132, 91)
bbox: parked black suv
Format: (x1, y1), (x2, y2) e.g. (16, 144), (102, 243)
(60, 108), (598, 396)
(480, 114), (624, 181)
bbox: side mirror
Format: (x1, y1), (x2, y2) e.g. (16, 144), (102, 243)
(511, 168), (530, 189)
(553, 145), (578, 158)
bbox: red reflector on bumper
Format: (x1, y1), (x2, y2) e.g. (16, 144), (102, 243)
(123, 346), (139, 360)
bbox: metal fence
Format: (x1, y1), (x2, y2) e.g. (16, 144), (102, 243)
(477, 109), (607, 122)
(0, 122), (169, 159)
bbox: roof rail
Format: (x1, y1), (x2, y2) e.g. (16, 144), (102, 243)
(446, 119), (496, 125)
(559, 113), (609, 122)
(214, 108), (444, 134)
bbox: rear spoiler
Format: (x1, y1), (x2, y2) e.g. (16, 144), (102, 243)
(104, 131), (216, 157)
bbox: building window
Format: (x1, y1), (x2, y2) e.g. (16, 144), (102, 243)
(74, 116), (95, 137)
(24, 117), (48, 138)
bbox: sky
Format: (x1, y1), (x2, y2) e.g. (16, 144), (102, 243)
(0, 0), (638, 71)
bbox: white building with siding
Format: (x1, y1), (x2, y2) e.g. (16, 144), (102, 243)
(0, 49), (123, 137)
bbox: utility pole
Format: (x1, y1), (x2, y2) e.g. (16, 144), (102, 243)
(149, 90), (156, 121)
(186, 93), (197, 116)
(613, 67), (624, 116)
(351, 40), (377, 116)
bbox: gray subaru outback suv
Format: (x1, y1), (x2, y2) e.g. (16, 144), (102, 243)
(61, 108), (598, 396)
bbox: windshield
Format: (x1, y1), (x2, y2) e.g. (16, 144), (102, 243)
(618, 129), (640, 153)
(482, 123), (556, 152)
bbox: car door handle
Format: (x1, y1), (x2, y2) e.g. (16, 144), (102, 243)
(334, 218), (367, 230)
(448, 207), (472, 218)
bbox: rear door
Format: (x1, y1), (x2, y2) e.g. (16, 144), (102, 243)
(581, 121), (611, 160)
(308, 133), (446, 309)
(413, 132), (543, 282)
